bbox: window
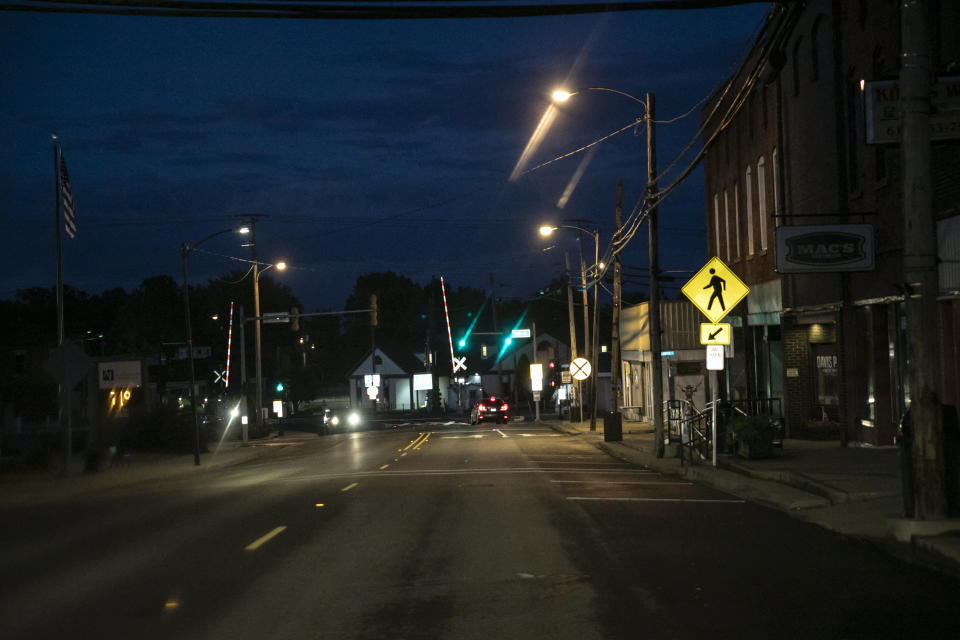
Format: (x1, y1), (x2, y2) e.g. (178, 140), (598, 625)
(724, 189), (731, 262)
(792, 36), (803, 96)
(713, 193), (721, 257)
(757, 157), (768, 251)
(811, 16), (823, 82)
(745, 166), (754, 255)
(846, 72), (861, 192)
(734, 182), (742, 259)
(772, 147), (781, 228)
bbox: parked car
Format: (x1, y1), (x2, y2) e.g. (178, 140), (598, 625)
(470, 396), (510, 425)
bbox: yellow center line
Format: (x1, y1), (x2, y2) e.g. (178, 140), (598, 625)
(414, 432), (432, 450)
(379, 464), (389, 470)
(244, 525), (287, 551)
(403, 433), (426, 451)
(341, 482), (359, 492)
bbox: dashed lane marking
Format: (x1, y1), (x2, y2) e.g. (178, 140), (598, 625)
(244, 526), (287, 551)
(341, 482), (359, 492)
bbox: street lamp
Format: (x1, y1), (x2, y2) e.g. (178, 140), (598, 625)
(549, 86), (663, 456)
(540, 222), (601, 432)
(253, 259), (286, 436)
(181, 226), (249, 465)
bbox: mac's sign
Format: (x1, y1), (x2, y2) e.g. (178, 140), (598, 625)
(775, 224), (875, 273)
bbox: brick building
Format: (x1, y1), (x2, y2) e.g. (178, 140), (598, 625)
(701, 1), (960, 444)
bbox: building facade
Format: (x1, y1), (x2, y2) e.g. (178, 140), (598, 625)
(702, 1), (960, 444)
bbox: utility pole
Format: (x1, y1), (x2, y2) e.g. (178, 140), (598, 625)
(611, 180), (623, 428)
(647, 92), (665, 458)
(565, 252), (579, 420)
(579, 238), (590, 424)
(901, 0), (946, 519)
(590, 228), (600, 432)
(251, 217), (263, 430)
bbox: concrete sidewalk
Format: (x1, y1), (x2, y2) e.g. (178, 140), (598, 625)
(543, 417), (960, 578)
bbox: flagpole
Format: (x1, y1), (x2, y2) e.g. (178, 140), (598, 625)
(54, 136), (63, 346)
(54, 135), (72, 471)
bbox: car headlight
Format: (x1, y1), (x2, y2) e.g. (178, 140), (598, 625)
(348, 412), (360, 427)
(330, 415), (340, 426)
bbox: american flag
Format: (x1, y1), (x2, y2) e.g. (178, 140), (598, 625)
(60, 155), (76, 239)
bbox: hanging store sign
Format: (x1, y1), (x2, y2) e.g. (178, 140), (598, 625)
(775, 224), (875, 273)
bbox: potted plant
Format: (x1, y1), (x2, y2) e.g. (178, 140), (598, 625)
(729, 414), (778, 459)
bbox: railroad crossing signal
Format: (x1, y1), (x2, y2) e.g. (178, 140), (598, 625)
(681, 257), (750, 323)
(453, 356), (467, 373)
(699, 323), (731, 346)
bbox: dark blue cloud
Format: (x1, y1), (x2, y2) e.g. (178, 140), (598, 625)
(1, 7), (768, 310)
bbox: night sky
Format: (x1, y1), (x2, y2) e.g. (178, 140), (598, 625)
(1, 3), (769, 313)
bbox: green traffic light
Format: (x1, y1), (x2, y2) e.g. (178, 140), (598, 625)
(276, 382), (284, 392)
(458, 339), (466, 348)
(504, 337), (512, 346)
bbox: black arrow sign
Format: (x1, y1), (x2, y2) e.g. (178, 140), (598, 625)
(708, 327), (723, 341)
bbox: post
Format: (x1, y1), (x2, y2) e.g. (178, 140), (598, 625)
(181, 244), (201, 465)
(647, 92), (665, 457)
(239, 304), (248, 444)
(565, 252), (579, 419)
(611, 180), (623, 417)
(901, 0), (946, 518)
(711, 370), (718, 467)
(53, 138), (71, 472)
(533, 321), (540, 422)
(590, 229), (600, 432)
(371, 293), (377, 411)
(490, 273), (501, 396)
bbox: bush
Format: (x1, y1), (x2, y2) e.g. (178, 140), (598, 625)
(729, 414), (778, 445)
(728, 414), (779, 458)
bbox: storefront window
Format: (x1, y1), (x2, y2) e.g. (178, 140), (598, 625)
(814, 344), (840, 419)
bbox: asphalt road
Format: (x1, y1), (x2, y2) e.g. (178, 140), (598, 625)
(2, 420), (959, 639)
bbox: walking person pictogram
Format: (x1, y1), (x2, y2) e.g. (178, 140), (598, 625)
(704, 268), (726, 311)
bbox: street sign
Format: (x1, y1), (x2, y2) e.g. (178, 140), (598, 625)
(511, 328), (531, 339)
(366, 386), (379, 399)
(532, 377), (543, 392)
(706, 345), (725, 370)
(570, 357), (592, 381)
(681, 257), (749, 323)
(453, 356), (467, 373)
(561, 371), (572, 384)
(699, 323), (731, 346)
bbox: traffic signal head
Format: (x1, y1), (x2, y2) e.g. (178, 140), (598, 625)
(458, 338), (466, 348)
(275, 382), (285, 393)
(504, 337), (512, 347)
(370, 294), (378, 327)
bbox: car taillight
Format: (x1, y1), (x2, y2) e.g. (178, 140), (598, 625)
(478, 403), (487, 412)
(500, 403), (509, 411)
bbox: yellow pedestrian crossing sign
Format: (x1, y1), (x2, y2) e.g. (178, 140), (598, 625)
(682, 257), (749, 323)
